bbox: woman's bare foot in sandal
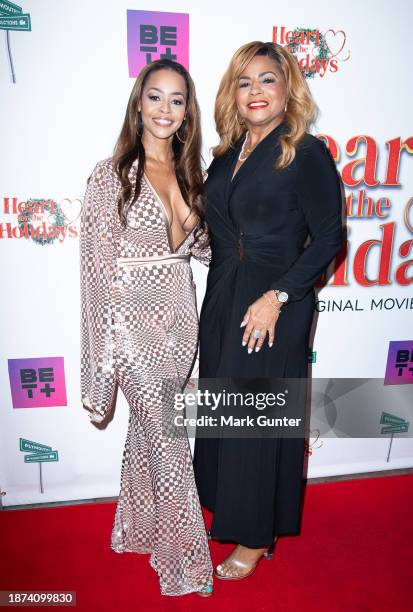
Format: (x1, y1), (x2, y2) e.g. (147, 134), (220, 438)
(215, 544), (269, 580)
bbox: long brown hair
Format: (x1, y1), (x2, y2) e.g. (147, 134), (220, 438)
(213, 41), (318, 169)
(113, 59), (205, 230)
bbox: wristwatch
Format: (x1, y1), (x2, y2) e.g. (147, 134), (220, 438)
(273, 290), (289, 303)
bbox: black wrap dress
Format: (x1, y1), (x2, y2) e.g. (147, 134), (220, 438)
(193, 122), (343, 547)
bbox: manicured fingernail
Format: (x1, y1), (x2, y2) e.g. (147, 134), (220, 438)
(242, 341), (247, 346)
(255, 346), (261, 352)
(248, 348), (252, 354)
(240, 321), (247, 328)
(269, 342), (273, 347)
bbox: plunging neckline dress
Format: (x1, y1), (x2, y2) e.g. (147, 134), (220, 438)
(80, 157), (212, 595)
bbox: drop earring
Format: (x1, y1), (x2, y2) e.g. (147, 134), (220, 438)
(236, 111), (245, 125)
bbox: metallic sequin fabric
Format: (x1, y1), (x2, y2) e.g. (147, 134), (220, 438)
(80, 158), (212, 595)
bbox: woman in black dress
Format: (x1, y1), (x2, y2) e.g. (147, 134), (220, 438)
(193, 41), (343, 579)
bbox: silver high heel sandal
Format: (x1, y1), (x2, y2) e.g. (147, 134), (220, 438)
(215, 537), (278, 580)
(263, 537), (278, 560)
(196, 584), (213, 597)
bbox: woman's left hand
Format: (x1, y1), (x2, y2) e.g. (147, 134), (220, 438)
(241, 292), (283, 352)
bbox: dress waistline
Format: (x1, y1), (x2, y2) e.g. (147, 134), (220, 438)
(117, 253), (190, 268)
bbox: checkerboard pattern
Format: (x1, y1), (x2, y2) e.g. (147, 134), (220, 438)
(80, 159), (212, 595)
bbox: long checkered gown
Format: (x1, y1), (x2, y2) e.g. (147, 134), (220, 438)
(80, 158), (212, 596)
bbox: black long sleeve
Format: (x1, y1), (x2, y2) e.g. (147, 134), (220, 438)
(270, 138), (344, 302)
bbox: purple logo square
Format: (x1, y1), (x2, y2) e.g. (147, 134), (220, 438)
(8, 357), (68, 408)
(127, 10), (189, 77)
(384, 341), (413, 385)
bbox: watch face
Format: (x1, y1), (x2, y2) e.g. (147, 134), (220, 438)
(277, 291), (289, 302)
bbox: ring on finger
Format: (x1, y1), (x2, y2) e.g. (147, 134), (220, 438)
(252, 329), (263, 340)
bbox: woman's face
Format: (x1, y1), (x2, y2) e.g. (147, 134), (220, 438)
(138, 68), (187, 141)
(235, 54), (287, 130)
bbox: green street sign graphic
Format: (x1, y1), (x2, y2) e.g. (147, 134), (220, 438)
(24, 451), (59, 463)
(380, 412), (409, 434)
(0, 0), (22, 16)
(380, 412), (406, 425)
(381, 423), (409, 434)
(20, 438), (52, 453)
(0, 13), (30, 30)
(380, 411), (410, 462)
(0, 0), (31, 83)
(20, 438), (59, 493)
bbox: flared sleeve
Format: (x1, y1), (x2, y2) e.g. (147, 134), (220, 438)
(269, 138), (344, 302)
(188, 168), (212, 266)
(189, 226), (211, 266)
(80, 161), (118, 423)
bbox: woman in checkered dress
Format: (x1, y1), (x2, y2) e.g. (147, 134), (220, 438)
(80, 59), (213, 597)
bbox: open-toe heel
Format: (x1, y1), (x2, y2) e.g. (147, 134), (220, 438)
(263, 536), (278, 560)
(196, 584), (213, 597)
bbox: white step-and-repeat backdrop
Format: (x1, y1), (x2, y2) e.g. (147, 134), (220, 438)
(1, 0), (412, 506)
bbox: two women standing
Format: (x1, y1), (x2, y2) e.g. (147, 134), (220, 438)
(80, 42), (343, 597)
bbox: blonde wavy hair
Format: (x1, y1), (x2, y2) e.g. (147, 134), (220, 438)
(213, 41), (318, 169)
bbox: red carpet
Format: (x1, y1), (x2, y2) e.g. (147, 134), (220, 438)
(1, 474), (412, 611)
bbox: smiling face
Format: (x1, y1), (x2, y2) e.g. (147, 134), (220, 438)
(235, 54), (287, 130)
(138, 68), (187, 141)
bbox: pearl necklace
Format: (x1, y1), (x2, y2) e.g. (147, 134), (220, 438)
(238, 132), (257, 162)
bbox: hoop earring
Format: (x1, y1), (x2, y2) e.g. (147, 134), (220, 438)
(176, 127), (186, 143)
(136, 112), (143, 134)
